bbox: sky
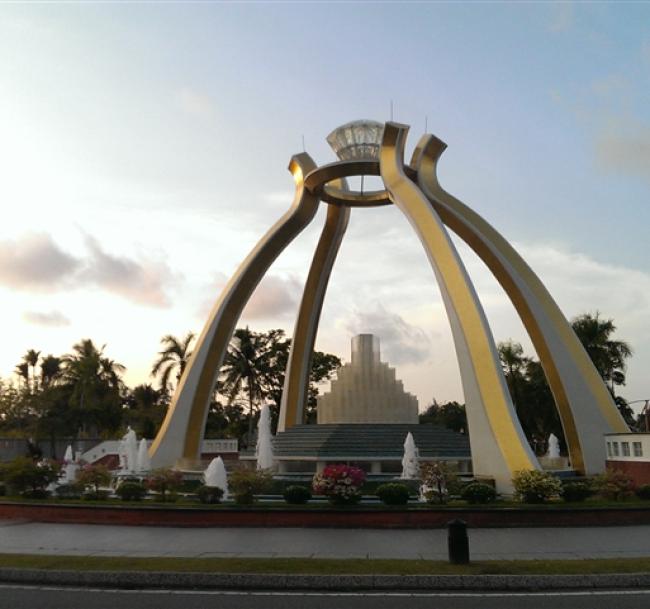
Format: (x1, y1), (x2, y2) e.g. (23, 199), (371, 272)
(1, 2), (649, 414)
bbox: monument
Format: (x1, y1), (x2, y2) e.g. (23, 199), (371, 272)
(149, 119), (628, 493)
(317, 334), (418, 424)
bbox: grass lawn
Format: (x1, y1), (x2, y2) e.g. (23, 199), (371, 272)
(0, 554), (649, 575)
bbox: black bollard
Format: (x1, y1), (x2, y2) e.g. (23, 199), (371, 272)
(447, 518), (470, 564)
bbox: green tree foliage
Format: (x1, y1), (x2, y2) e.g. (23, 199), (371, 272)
(218, 328), (341, 444)
(60, 339), (124, 438)
(123, 384), (168, 439)
(150, 332), (195, 393)
(419, 400), (467, 433)
(571, 312), (634, 425)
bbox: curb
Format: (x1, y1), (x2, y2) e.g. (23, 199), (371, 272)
(1, 568), (649, 591)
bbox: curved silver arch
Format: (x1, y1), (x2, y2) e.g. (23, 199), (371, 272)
(150, 153), (320, 468)
(410, 134), (628, 474)
(380, 122), (539, 493)
(278, 197), (350, 432)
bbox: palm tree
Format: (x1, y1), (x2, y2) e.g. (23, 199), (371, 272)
(61, 339), (125, 436)
(22, 350), (41, 392)
(497, 340), (529, 409)
(219, 328), (284, 444)
(151, 332), (195, 392)
(14, 362), (29, 389)
(571, 312), (633, 396)
(39, 355), (62, 387)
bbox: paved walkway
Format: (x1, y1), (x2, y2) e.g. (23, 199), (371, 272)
(0, 521), (648, 560)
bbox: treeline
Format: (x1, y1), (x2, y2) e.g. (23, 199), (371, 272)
(0, 328), (340, 453)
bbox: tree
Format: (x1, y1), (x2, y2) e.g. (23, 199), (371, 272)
(60, 339), (125, 437)
(219, 327), (284, 443)
(22, 350), (41, 393)
(419, 400), (467, 433)
(123, 384), (168, 439)
(497, 340), (561, 453)
(39, 355), (62, 388)
(151, 332), (195, 393)
(571, 312), (633, 423)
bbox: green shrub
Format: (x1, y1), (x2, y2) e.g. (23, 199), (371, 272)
(420, 462), (458, 504)
(2, 457), (60, 498)
(461, 482), (497, 504)
(76, 464), (112, 497)
(145, 468), (183, 502)
(561, 481), (593, 503)
(55, 483), (83, 500)
(376, 483), (411, 506)
(0, 483), (6, 497)
(512, 470), (562, 504)
(116, 481), (147, 501)
(636, 484), (650, 500)
(283, 485), (312, 505)
(594, 469), (635, 501)
(229, 468), (272, 505)
(196, 485), (224, 504)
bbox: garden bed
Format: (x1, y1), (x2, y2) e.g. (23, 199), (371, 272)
(1, 498), (649, 528)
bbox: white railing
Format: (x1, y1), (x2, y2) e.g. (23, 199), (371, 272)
(80, 438), (238, 464)
(201, 439), (238, 453)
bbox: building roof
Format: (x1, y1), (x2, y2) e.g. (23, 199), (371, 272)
(271, 424), (471, 460)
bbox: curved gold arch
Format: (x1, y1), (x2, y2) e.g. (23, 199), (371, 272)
(410, 134), (628, 474)
(380, 122), (538, 491)
(150, 153), (320, 467)
(278, 196), (350, 432)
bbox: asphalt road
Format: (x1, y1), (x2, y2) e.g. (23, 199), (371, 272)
(0, 585), (649, 609)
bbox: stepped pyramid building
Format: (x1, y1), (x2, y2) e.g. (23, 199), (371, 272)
(317, 334), (419, 424)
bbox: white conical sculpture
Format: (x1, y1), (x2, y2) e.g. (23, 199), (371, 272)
(61, 444), (78, 484)
(203, 456), (229, 500)
(137, 438), (151, 473)
(546, 433), (560, 459)
(255, 403), (275, 470)
(400, 432), (420, 479)
(123, 427), (139, 474)
(63, 445), (74, 463)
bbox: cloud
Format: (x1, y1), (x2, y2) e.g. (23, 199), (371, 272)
(82, 236), (173, 307)
(0, 233), (80, 291)
(595, 120), (650, 180)
(22, 310), (70, 327)
(243, 275), (302, 320)
(177, 87), (217, 121)
(342, 303), (431, 365)
(198, 273), (302, 321)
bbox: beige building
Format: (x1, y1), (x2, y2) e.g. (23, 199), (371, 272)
(317, 334), (419, 424)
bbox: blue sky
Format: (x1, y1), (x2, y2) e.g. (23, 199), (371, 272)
(1, 2), (649, 412)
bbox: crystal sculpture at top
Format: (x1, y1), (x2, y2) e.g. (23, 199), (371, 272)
(326, 120), (384, 161)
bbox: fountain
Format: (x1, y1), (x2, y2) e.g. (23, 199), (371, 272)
(400, 432), (420, 479)
(137, 438), (151, 473)
(255, 403), (275, 470)
(203, 456), (229, 499)
(121, 427), (139, 474)
(546, 433), (560, 459)
(60, 444), (78, 484)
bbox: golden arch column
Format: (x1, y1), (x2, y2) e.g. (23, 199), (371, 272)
(150, 119), (626, 494)
(409, 134), (628, 475)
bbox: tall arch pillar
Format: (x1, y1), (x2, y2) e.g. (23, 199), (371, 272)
(380, 122), (539, 492)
